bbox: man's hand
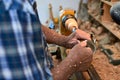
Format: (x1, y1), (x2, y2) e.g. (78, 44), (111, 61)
(52, 43), (93, 80)
(68, 43), (93, 72)
(64, 29), (91, 48)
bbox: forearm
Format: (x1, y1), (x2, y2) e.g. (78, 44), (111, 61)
(51, 56), (76, 80)
(42, 25), (68, 47)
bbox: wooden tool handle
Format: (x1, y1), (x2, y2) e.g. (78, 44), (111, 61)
(48, 3), (54, 21)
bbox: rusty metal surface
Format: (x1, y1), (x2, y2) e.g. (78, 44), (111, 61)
(74, 64), (101, 80)
(87, 64), (101, 80)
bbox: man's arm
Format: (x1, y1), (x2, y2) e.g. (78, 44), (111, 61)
(42, 25), (91, 48)
(41, 25), (69, 46)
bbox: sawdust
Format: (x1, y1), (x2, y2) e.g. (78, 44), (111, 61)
(92, 48), (120, 80)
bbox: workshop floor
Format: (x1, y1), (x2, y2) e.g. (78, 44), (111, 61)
(92, 45), (120, 80)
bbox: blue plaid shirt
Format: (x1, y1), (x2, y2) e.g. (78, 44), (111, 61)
(0, 0), (53, 80)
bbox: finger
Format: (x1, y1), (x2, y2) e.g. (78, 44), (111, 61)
(79, 40), (87, 47)
(75, 29), (91, 40)
(77, 40), (80, 44)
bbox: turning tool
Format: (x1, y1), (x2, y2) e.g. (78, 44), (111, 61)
(101, 46), (120, 66)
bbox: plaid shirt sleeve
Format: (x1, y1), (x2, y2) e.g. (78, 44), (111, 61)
(0, 0), (53, 80)
(28, 0), (36, 5)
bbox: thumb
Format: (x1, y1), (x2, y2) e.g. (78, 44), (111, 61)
(79, 40), (87, 47)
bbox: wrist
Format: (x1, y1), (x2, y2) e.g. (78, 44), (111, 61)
(54, 35), (68, 47)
